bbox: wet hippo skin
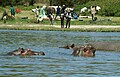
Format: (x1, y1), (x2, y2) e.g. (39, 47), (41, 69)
(7, 48), (45, 56)
(60, 41), (120, 51)
(91, 42), (120, 51)
(59, 44), (96, 57)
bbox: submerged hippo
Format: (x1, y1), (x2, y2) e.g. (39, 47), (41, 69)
(7, 48), (45, 56)
(59, 41), (120, 56)
(59, 44), (75, 49)
(60, 44), (96, 57)
(91, 42), (120, 51)
(61, 42), (120, 51)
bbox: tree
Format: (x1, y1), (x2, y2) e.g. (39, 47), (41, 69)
(50, 0), (94, 6)
(29, 0), (35, 6)
(49, 0), (52, 5)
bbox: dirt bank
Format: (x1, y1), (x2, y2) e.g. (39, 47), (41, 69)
(0, 24), (120, 32)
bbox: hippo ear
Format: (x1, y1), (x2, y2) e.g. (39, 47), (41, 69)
(18, 47), (23, 49)
(71, 44), (75, 48)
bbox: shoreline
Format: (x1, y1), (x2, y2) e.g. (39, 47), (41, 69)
(0, 24), (120, 32)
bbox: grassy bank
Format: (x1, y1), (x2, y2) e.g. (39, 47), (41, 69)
(0, 15), (120, 25)
(1, 24), (120, 32)
(0, 5), (120, 32)
(0, 17), (120, 32)
(0, 5), (120, 25)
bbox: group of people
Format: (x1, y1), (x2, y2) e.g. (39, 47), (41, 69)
(54, 5), (73, 28)
(2, 4), (98, 27)
(1, 4), (15, 23)
(33, 5), (74, 28)
(60, 5), (98, 28)
(33, 5), (98, 28)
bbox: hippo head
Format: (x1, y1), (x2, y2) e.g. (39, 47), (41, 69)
(21, 48), (32, 56)
(33, 51), (45, 55)
(59, 44), (75, 49)
(7, 48), (45, 56)
(13, 48), (25, 55)
(7, 47), (25, 56)
(21, 49), (45, 56)
(19, 48), (25, 53)
(72, 44), (96, 57)
(81, 44), (96, 57)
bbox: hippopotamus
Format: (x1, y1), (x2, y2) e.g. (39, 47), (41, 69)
(59, 44), (96, 57)
(59, 41), (120, 56)
(7, 48), (45, 56)
(59, 44), (75, 49)
(71, 44), (96, 57)
(64, 42), (120, 51)
(91, 42), (120, 51)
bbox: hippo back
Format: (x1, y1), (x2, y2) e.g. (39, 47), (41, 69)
(30, 51), (45, 55)
(6, 48), (24, 56)
(91, 42), (120, 51)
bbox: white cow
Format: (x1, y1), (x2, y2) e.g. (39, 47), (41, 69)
(96, 6), (101, 11)
(80, 7), (87, 13)
(80, 6), (101, 13)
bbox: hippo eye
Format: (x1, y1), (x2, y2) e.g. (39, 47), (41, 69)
(83, 49), (87, 52)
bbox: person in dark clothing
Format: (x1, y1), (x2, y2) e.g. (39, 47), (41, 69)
(46, 8), (54, 25)
(61, 5), (66, 14)
(1, 10), (7, 20)
(1, 10), (8, 23)
(47, 12), (54, 25)
(54, 5), (61, 20)
(60, 5), (66, 28)
(60, 14), (65, 28)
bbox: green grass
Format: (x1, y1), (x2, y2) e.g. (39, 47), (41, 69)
(1, 24), (120, 32)
(0, 5), (120, 32)
(0, 5), (120, 26)
(1, 19), (120, 32)
(1, 17), (120, 26)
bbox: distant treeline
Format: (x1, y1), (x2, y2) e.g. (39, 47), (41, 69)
(75, 0), (120, 17)
(0, 0), (94, 6)
(0, 0), (36, 6)
(0, 0), (120, 17)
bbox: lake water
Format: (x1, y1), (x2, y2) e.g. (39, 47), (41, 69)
(0, 30), (120, 77)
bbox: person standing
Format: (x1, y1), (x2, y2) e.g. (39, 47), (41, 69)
(35, 6), (40, 17)
(1, 10), (8, 23)
(10, 5), (15, 18)
(65, 9), (72, 28)
(60, 5), (66, 28)
(54, 5), (61, 20)
(47, 9), (54, 25)
(35, 6), (40, 23)
(91, 6), (97, 21)
(39, 5), (47, 21)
